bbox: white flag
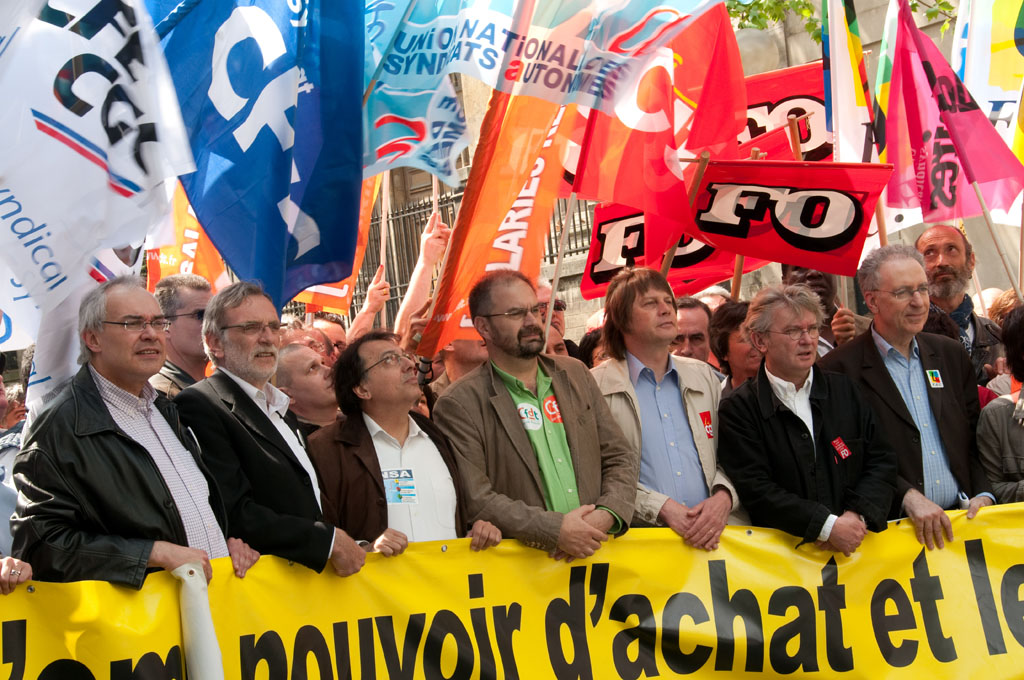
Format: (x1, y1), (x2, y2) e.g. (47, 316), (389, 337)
(0, 0), (193, 312)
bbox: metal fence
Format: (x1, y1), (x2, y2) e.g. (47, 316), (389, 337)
(337, 190), (596, 329)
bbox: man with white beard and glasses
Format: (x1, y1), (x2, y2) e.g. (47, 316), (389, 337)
(175, 282), (366, 577)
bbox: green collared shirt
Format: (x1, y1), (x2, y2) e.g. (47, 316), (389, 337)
(493, 362), (622, 533)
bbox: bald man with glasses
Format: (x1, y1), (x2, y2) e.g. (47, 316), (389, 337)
(175, 282), (366, 577)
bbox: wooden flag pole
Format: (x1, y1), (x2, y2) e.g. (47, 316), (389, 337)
(660, 151), (712, 278)
(379, 170), (391, 271)
(787, 114), (804, 161)
(729, 146), (764, 300)
(543, 194), (578, 345)
(431, 175), (440, 214)
(972, 181), (1024, 302)
(374, 171), (392, 327)
(362, 0), (418, 105)
(544, 107), (599, 344)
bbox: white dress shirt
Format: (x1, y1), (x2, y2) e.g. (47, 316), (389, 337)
(363, 413), (457, 542)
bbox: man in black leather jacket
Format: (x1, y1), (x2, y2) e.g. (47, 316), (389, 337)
(11, 277), (258, 588)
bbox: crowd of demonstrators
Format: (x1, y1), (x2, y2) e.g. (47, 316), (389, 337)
(3, 217), (1024, 596)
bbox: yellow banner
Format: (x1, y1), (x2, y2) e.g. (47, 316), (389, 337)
(7, 505), (1024, 678)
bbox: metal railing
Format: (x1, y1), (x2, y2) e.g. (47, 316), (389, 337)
(318, 190), (596, 329)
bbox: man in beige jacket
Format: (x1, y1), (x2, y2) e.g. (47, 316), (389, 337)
(591, 268), (745, 550)
(434, 270), (638, 560)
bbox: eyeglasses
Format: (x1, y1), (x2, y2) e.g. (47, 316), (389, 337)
(222, 321), (283, 335)
(538, 299), (567, 313)
(767, 325), (820, 341)
(362, 350), (415, 376)
(102, 318), (172, 332)
(479, 305), (541, 321)
(167, 309), (205, 322)
(873, 284), (930, 302)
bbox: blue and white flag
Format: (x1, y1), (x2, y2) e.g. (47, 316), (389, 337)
(154, 0), (363, 308)
(0, 0), (193, 312)
(373, 0), (717, 115)
(364, 0), (469, 185)
(363, 82), (469, 184)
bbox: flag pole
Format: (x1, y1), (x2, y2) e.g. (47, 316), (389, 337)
(972, 181), (1024, 302)
(660, 151), (712, 278)
(544, 108), (597, 344)
(362, 0), (419, 105)
(375, 170), (392, 326)
(730, 146), (764, 299)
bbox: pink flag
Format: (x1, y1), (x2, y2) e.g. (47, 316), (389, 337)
(886, 0), (1024, 221)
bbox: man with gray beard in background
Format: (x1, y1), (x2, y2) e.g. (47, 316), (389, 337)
(915, 225), (1003, 386)
(175, 282), (365, 577)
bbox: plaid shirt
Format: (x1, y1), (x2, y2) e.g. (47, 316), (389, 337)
(89, 366), (229, 558)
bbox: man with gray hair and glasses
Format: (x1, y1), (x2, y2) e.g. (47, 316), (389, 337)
(11, 276), (258, 587)
(152, 273), (213, 397)
(821, 245), (995, 551)
(175, 282), (366, 577)
(717, 285), (896, 556)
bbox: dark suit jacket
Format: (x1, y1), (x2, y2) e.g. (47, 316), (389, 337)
(174, 370), (334, 571)
(717, 364), (897, 543)
(819, 330), (992, 517)
(307, 411), (467, 542)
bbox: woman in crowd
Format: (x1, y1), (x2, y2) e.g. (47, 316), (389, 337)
(977, 306), (1024, 503)
(709, 300), (762, 397)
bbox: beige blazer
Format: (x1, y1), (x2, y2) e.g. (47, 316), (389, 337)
(433, 355), (639, 551)
(590, 355), (747, 526)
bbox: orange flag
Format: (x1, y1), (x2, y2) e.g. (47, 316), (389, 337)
(146, 185), (229, 292)
(293, 175), (382, 314)
(416, 90), (574, 357)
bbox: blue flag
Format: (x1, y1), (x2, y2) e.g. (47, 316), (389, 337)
(152, 0), (362, 308)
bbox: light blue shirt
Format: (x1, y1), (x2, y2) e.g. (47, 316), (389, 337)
(627, 352), (708, 507)
(871, 328), (960, 509)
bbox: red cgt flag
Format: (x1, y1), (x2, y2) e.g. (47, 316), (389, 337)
(581, 202), (768, 299)
(571, 3), (746, 222)
(686, 160), (893, 275)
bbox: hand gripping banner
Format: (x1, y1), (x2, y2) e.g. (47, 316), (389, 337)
(7, 506), (1024, 678)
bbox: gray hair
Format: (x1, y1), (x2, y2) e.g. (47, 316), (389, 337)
(78, 275), (147, 364)
(857, 245), (924, 292)
(745, 284), (825, 340)
(202, 281), (273, 365)
(153, 273), (211, 316)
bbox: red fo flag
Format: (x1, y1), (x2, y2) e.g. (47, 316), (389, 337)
(581, 202), (767, 299)
(687, 160), (892, 276)
(886, 0), (1024, 221)
(742, 61), (832, 161)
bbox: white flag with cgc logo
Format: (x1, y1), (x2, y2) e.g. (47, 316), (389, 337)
(0, 0), (193, 312)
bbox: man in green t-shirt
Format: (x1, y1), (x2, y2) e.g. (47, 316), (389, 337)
(433, 271), (638, 559)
